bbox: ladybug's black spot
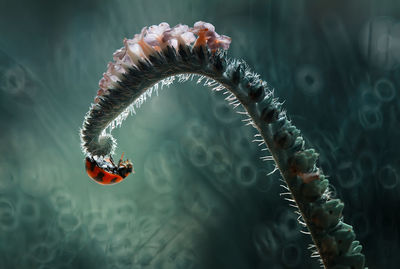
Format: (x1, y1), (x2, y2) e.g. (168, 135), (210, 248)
(94, 172), (104, 182)
(111, 177), (119, 183)
(85, 158), (96, 172)
(89, 161), (96, 171)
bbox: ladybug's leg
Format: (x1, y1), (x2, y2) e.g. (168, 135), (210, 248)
(118, 152), (125, 167)
(110, 157), (115, 166)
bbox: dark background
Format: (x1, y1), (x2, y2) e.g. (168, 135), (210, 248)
(0, 0), (399, 268)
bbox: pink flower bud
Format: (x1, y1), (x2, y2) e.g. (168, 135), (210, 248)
(192, 21), (215, 33)
(144, 22), (171, 46)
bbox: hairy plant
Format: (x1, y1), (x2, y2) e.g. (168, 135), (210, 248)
(80, 21), (366, 269)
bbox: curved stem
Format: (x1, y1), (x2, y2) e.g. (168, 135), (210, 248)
(81, 44), (365, 268)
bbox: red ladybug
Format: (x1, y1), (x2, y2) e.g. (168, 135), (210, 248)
(85, 153), (133, 185)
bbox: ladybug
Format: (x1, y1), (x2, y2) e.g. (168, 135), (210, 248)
(85, 153), (133, 185)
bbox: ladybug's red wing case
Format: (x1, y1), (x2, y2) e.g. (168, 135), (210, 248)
(85, 157), (124, 185)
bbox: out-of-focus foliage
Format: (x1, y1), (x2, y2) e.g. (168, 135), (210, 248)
(0, 0), (399, 268)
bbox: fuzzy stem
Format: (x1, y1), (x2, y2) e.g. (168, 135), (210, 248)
(81, 45), (366, 268)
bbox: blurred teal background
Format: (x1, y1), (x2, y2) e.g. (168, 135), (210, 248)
(0, 0), (399, 268)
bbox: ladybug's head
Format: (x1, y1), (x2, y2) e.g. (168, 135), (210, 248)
(117, 160), (134, 178)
